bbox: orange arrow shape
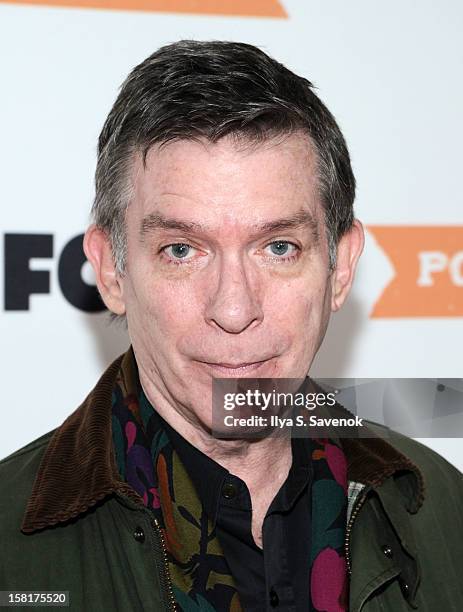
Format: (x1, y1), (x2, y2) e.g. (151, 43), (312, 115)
(368, 225), (463, 318)
(1, 0), (287, 17)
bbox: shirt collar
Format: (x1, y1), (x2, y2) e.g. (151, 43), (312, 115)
(162, 413), (314, 525)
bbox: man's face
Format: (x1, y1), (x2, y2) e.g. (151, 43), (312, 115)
(116, 133), (338, 430)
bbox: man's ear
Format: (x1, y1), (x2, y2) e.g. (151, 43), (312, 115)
(83, 225), (126, 315)
(330, 219), (365, 312)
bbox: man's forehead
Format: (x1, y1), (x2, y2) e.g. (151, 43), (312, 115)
(128, 132), (323, 234)
(133, 132), (318, 187)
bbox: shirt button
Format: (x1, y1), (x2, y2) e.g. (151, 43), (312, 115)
(381, 544), (393, 558)
(399, 578), (410, 598)
(269, 588), (279, 607)
(222, 482), (237, 499)
(133, 526), (145, 543)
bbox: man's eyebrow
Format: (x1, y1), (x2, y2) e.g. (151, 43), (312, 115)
(255, 209), (319, 240)
(140, 213), (205, 238)
(139, 209), (319, 240)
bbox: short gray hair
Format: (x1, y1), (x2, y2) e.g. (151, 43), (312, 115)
(92, 40), (356, 273)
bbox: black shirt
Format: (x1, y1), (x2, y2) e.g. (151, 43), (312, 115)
(162, 418), (313, 612)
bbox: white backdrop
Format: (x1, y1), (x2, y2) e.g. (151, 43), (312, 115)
(1, 0), (462, 468)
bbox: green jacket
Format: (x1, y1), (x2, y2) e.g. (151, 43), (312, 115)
(1, 351), (463, 611)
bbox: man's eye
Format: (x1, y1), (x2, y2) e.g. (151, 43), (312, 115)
(163, 243), (195, 260)
(265, 241), (298, 258)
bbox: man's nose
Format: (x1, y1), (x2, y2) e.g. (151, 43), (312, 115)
(204, 256), (264, 334)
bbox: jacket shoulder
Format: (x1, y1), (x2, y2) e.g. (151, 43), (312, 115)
(0, 429), (55, 467)
(0, 430), (55, 527)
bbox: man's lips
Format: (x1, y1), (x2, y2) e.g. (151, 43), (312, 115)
(197, 358), (274, 375)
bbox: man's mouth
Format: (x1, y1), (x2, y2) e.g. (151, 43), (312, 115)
(197, 358), (274, 376)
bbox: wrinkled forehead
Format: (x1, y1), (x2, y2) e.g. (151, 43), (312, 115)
(126, 133), (324, 235)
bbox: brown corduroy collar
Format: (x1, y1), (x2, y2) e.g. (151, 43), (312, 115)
(21, 349), (425, 534)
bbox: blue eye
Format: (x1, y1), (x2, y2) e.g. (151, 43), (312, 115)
(266, 241), (298, 257)
(165, 243), (193, 259)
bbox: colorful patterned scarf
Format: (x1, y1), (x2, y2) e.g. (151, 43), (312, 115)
(111, 354), (348, 611)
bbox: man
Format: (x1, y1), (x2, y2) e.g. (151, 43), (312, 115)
(1, 40), (462, 612)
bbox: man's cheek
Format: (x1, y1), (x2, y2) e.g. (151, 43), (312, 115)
(153, 298), (195, 338)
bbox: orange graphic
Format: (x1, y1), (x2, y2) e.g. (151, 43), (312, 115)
(368, 226), (463, 318)
(2, 0), (287, 17)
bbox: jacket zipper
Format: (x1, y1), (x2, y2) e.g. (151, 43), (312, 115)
(153, 517), (177, 611)
(345, 491), (368, 575)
